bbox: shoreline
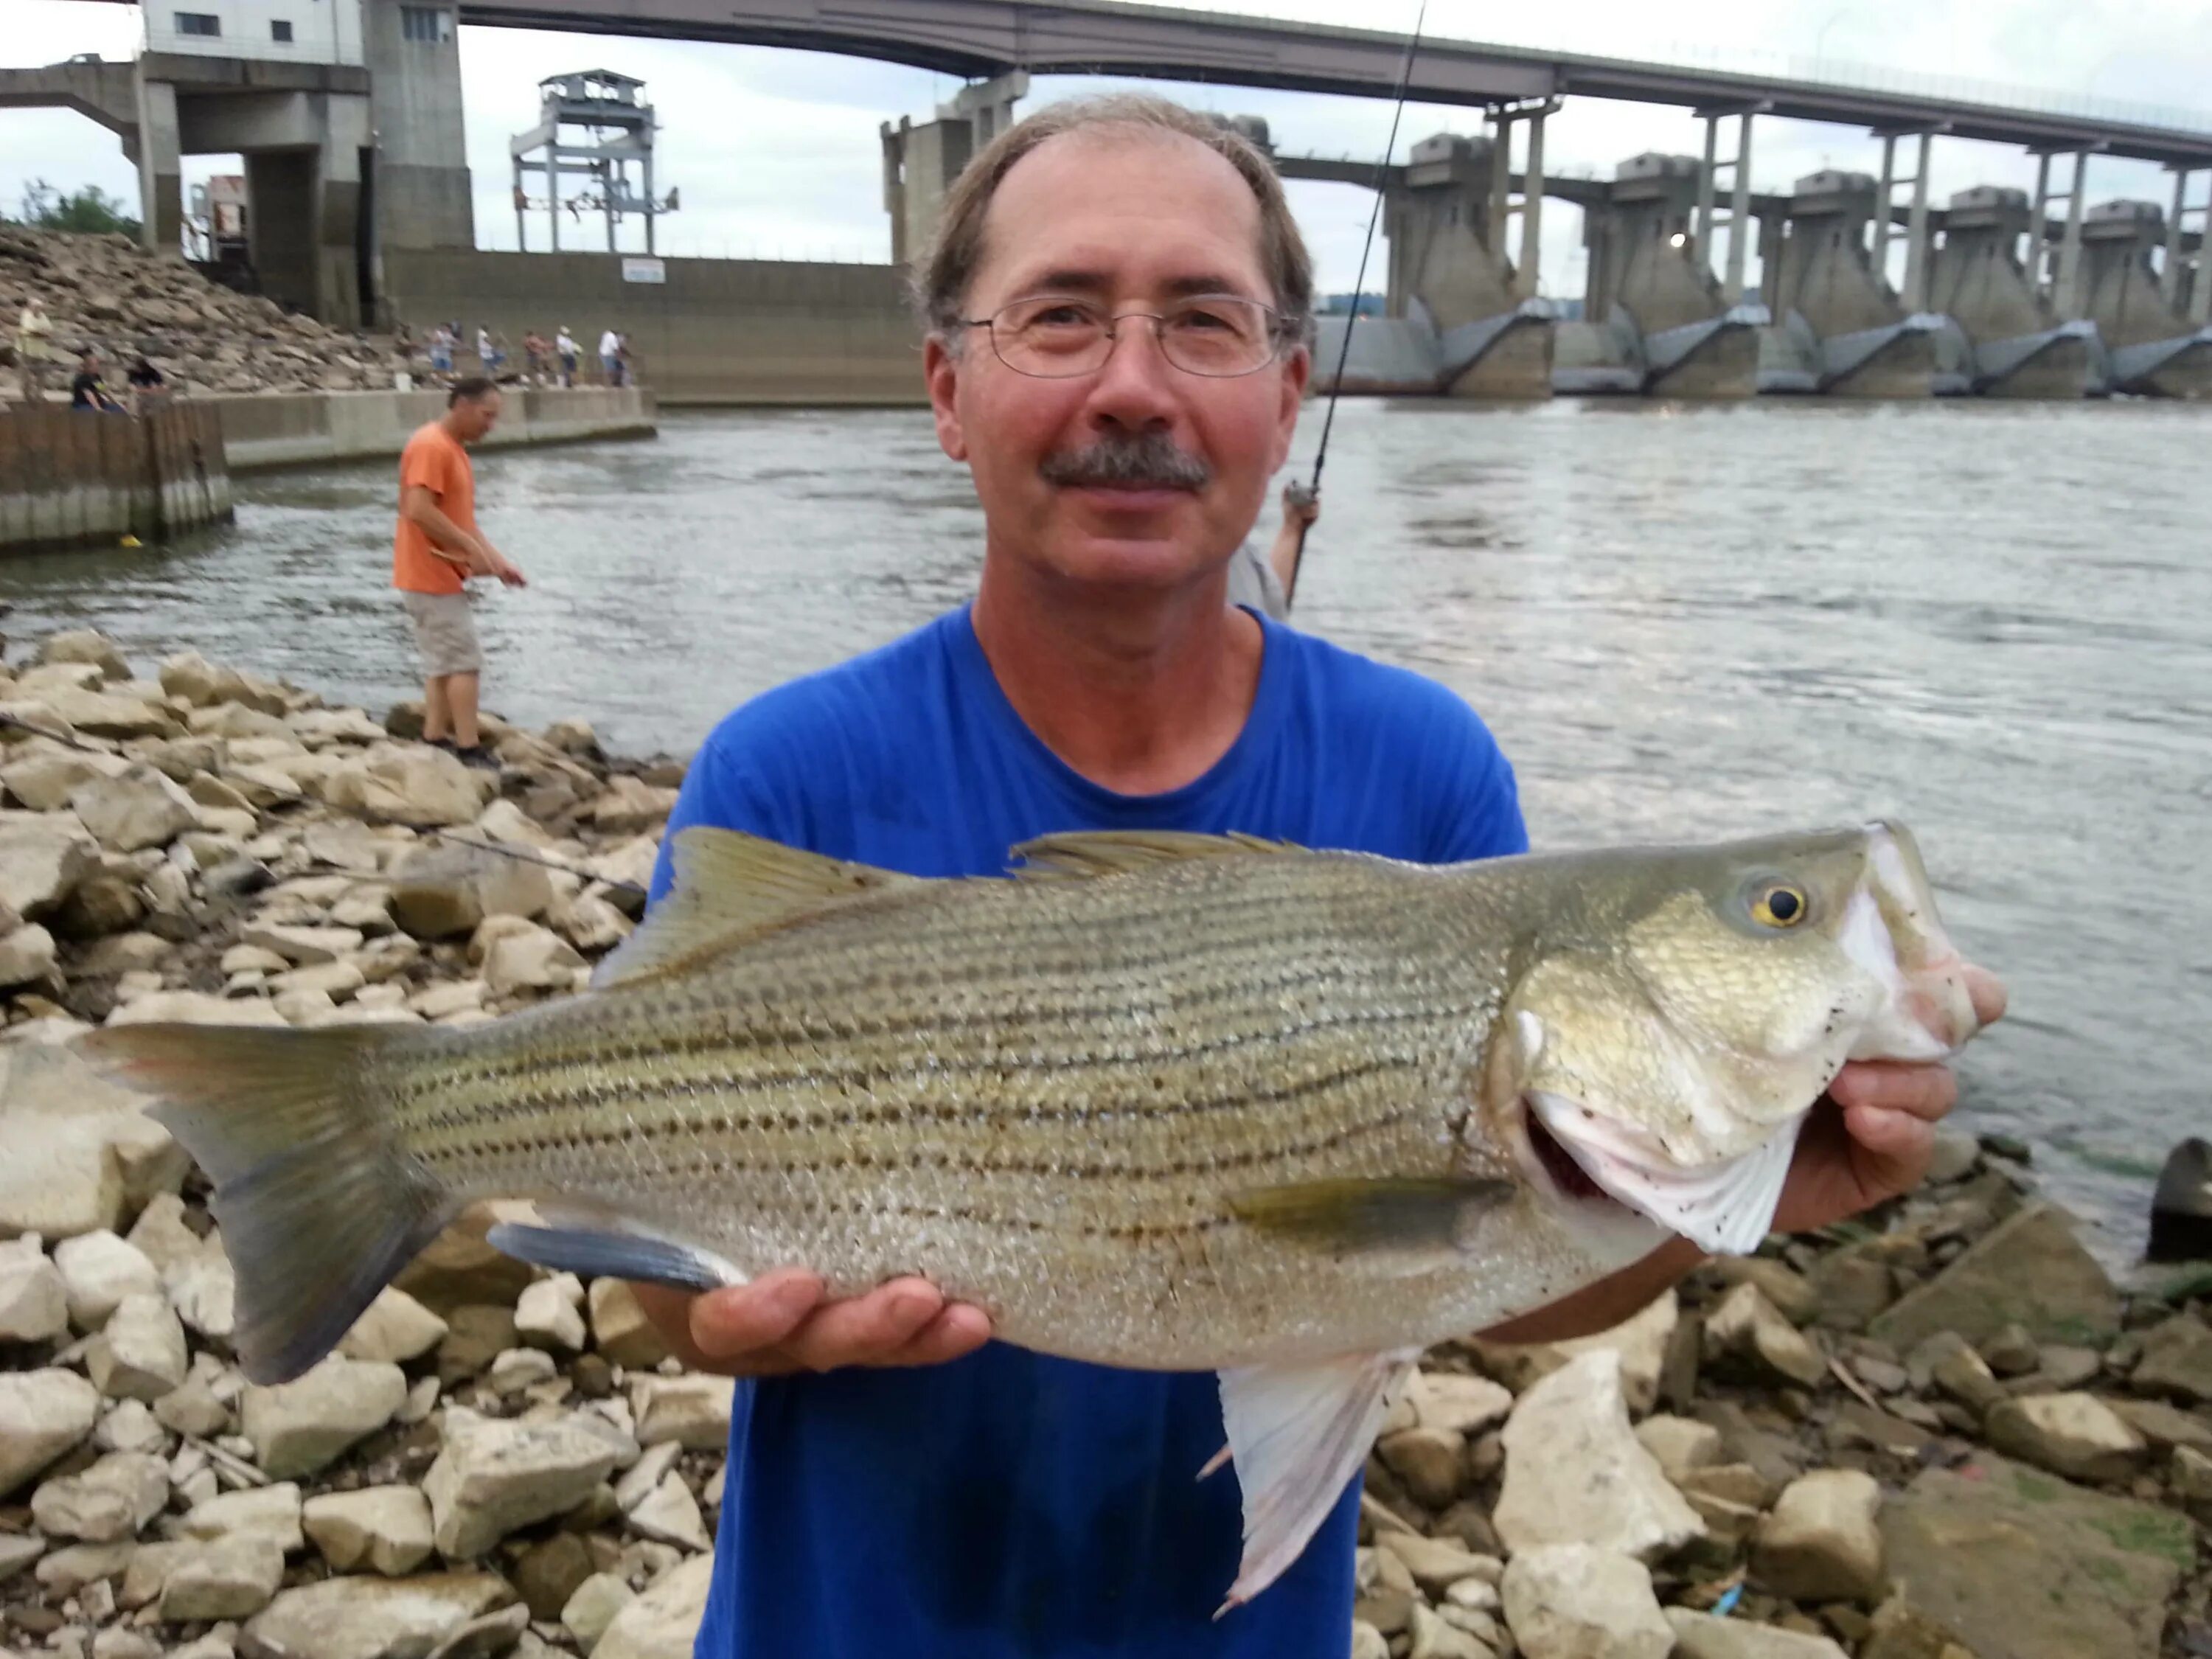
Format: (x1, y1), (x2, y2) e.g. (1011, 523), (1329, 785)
(0, 630), (2202, 1659)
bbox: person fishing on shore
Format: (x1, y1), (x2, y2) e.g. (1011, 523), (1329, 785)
(633, 93), (2006, 1658)
(69, 350), (127, 415)
(392, 377), (526, 772)
(13, 297), (54, 408)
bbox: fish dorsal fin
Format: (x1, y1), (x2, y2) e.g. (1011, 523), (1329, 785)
(591, 826), (919, 990)
(1009, 830), (1298, 881)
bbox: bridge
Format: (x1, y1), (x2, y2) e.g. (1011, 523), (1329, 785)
(455, 0), (2212, 168)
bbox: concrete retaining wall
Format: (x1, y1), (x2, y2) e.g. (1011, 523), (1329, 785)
(212, 386), (655, 471)
(0, 403), (232, 552)
(380, 249), (925, 407)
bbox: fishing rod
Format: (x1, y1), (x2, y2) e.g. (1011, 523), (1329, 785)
(1286, 0), (1431, 599)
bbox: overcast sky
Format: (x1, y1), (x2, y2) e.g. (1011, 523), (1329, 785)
(8, 0), (2212, 299)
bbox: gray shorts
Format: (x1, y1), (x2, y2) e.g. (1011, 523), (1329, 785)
(400, 590), (483, 678)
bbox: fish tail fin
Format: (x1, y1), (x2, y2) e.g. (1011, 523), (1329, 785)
(77, 1023), (459, 1385)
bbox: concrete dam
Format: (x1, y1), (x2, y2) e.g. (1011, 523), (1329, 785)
(10, 0), (2212, 403)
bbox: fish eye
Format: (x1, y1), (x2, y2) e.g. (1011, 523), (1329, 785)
(1750, 882), (1810, 929)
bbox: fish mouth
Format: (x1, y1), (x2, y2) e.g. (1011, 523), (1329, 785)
(1846, 822), (1980, 1061)
(1528, 1091), (1804, 1257)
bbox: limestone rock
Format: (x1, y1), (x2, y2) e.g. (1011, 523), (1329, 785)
(338, 1286), (452, 1365)
(1374, 1531), (1495, 1597)
(1472, 1290), (1679, 1416)
(422, 1406), (621, 1559)
(1408, 1370), (1514, 1437)
(0, 1043), (184, 1239)
(69, 765), (198, 853)
(240, 919), (364, 964)
(1752, 1469), (1885, 1604)
(1494, 1350), (1703, 1561)
(563, 1570), (636, 1649)
(389, 844), (553, 939)
(627, 1470), (712, 1552)
(324, 743), (492, 829)
(1666, 1610), (1849, 1658)
(0, 1367), (102, 1496)
(302, 1485), (436, 1576)
(159, 650), (254, 708)
(1500, 1544), (1672, 1659)
(36, 684), (179, 740)
(515, 1531), (596, 1621)
(482, 921), (586, 997)
(515, 1273), (588, 1353)
(30, 1450), (169, 1541)
(170, 1482), (304, 1553)
(1377, 1425), (1466, 1508)
(0, 811), (99, 918)
(588, 1278), (669, 1369)
(1879, 1452), (2191, 1659)
(240, 1355), (408, 1478)
(1869, 1203), (2119, 1351)
(2132, 1312), (2212, 1403)
(1705, 1282), (1827, 1388)
(0, 1528), (44, 1584)
(1984, 1392), (2150, 1483)
(245, 1571), (518, 1659)
(0, 920), (57, 986)
(85, 1291), (188, 1401)
(0, 1234), (69, 1341)
(593, 1553), (714, 1659)
(1633, 1413), (1724, 1484)
(106, 988), (288, 1027)
(39, 630), (132, 680)
(158, 1534), (285, 1621)
(55, 1230), (161, 1329)
(153, 1374), (230, 1439)
(630, 1374), (737, 1450)
(1, 741), (129, 813)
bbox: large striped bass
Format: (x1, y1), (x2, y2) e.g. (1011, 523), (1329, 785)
(82, 820), (1984, 1606)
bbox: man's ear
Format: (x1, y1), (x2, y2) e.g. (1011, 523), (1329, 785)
(1270, 343), (1312, 473)
(924, 334), (968, 462)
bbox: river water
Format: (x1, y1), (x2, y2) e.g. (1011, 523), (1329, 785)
(4, 400), (2207, 1256)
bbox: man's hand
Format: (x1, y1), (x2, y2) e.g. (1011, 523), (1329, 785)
(633, 1271), (992, 1379)
(1770, 964), (2008, 1236)
(1281, 481), (1320, 529)
(476, 546), (528, 588)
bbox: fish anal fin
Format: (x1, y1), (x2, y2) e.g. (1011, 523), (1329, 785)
(1009, 830), (1298, 881)
(1214, 1347), (1421, 1614)
(1227, 1177), (1515, 1259)
(591, 827), (919, 990)
(485, 1221), (744, 1293)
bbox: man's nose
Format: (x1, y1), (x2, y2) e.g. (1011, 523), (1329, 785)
(1079, 317), (1182, 431)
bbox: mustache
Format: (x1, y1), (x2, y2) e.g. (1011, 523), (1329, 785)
(1039, 431), (1212, 492)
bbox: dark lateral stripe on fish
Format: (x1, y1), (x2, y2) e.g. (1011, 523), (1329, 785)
(401, 1004), (1475, 1136)
(403, 1090), (1428, 1188)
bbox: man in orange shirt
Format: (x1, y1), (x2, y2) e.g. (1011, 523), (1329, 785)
(393, 379), (526, 769)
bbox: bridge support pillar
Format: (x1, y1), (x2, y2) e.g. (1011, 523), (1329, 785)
(1694, 106), (1759, 300)
(131, 72), (184, 257)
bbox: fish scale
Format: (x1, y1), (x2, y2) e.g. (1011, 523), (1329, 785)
(80, 818), (1985, 1609)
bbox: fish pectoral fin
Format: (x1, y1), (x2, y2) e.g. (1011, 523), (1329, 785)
(591, 826), (921, 990)
(1535, 1093), (1805, 1256)
(484, 1220), (745, 1293)
(1008, 830), (1298, 880)
(1226, 1178), (1515, 1258)
(1214, 1347), (1422, 1614)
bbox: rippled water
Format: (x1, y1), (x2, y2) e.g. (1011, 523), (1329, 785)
(5, 400), (2208, 1255)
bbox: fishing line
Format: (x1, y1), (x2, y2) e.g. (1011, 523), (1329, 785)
(1289, 0), (1431, 596)
(0, 710), (647, 896)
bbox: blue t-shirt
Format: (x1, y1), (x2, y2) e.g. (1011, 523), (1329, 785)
(653, 604), (1528, 1659)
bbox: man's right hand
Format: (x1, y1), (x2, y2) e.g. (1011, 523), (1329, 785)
(633, 1270), (993, 1377)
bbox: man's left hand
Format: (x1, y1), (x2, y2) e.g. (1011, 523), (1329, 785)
(1769, 964), (2008, 1236)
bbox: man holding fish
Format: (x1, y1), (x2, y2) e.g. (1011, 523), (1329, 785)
(90, 93), (2003, 1659)
(624, 96), (2003, 1653)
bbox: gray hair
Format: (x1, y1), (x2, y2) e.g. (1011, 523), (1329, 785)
(913, 93), (1316, 343)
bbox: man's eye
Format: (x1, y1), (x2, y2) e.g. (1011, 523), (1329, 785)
(1173, 307), (1237, 332)
(1027, 305), (1094, 329)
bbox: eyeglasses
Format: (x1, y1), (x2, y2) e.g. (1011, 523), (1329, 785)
(956, 294), (1296, 379)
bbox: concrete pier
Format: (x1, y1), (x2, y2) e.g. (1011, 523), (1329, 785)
(1761, 170), (1939, 397)
(1381, 132), (1554, 398)
(212, 386), (654, 471)
(2079, 201), (2212, 397)
(0, 405), (232, 554)
(1563, 153), (1763, 397)
(1925, 187), (2098, 397)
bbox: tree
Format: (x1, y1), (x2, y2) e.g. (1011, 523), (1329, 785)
(13, 179), (142, 240)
